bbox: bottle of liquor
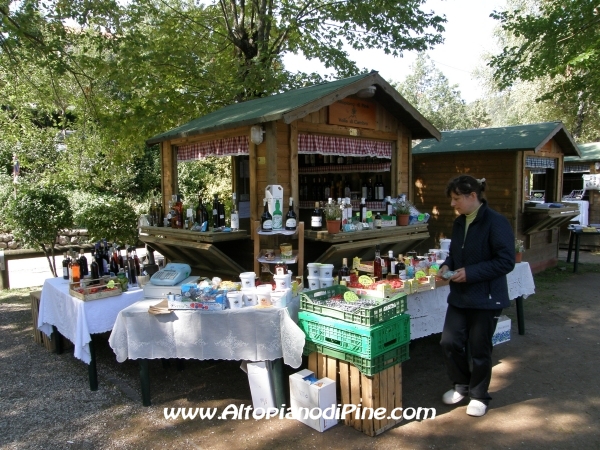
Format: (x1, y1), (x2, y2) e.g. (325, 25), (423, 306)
(367, 178), (374, 201)
(230, 193), (240, 231)
(285, 197), (297, 231)
(62, 252), (70, 280)
(272, 199), (283, 230)
(338, 257), (350, 285)
(397, 255), (406, 280)
(387, 250), (397, 276)
(176, 194), (184, 229)
(261, 198), (273, 232)
(127, 246), (137, 285)
(374, 210), (382, 229)
(109, 246), (119, 275)
(345, 198), (353, 227)
(380, 249), (388, 277)
(70, 252), (80, 283)
(378, 177), (385, 201)
(360, 197), (367, 223)
(101, 240), (109, 275)
(385, 196), (394, 216)
(212, 194), (220, 228)
(274, 260), (288, 276)
(311, 201), (322, 231)
(343, 177), (351, 198)
(218, 198), (225, 227)
(373, 244), (383, 280)
(155, 198), (163, 227)
(195, 195), (206, 226)
(361, 179), (369, 200)
(133, 247), (141, 279)
(90, 249), (100, 281)
(79, 249), (88, 277)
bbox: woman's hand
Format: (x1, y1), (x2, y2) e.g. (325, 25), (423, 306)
(436, 265), (449, 281)
(450, 267), (467, 283)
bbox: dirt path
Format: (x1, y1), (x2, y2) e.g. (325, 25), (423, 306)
(1, 252), (599, 449)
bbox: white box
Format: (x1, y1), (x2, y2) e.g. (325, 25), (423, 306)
(265, 185), (284, 230)
(289, 369), (338, 432)
(246, 361), (276, 409)
(492, 315), (511, 346)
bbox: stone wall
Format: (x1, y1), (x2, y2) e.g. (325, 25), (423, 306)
(0, 229), (90, 251)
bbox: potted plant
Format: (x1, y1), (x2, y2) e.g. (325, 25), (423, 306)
(323, 202), (342, 234)
(394, 201), (411, 226)
(515, 239), (525, 263)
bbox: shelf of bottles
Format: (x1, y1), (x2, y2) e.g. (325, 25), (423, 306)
(298, 162), (391, 175)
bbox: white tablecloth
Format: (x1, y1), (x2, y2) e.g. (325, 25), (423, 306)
(407, 262), (535, 340)
(38, 277), (145, 363)
(108, 297), (306, 368)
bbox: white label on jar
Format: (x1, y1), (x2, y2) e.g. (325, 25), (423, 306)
(230, 213), (239, 229)
(375, 218), (382, 228)
(272, 214), (282, 229)
(391, 261), (397, 274)
(381, 264), (388, 275)
(285, 218), (297, 228)
(262, 219), (272, 230)
(311, 216), (322, 227)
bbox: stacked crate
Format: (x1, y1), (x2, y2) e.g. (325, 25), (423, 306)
(299, 285), (409, 436)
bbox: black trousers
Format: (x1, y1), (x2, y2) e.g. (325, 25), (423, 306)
(440, 304), (502, 403)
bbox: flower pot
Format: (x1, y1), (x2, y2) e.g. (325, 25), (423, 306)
(515, 252), (523, 263)
(397, 214), (410, 226)
(326, 220), (341, 234)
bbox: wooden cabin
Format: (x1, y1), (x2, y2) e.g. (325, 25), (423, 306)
(412, 122), (581, 274)
(560, 142), (600, 250)
(143, 71), (440, 278)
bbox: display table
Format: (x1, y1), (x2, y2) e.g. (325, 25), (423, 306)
(566, 227), (600, 272)
(407, 262), (535, 340)
(37, 277), (145, 390)
(108, 297), (305, 406)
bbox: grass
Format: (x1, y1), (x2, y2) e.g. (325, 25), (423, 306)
(0, 287), (39, 303)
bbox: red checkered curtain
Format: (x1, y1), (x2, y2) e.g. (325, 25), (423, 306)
(298, 133), (392, 158)
(177, 136), (249, 162)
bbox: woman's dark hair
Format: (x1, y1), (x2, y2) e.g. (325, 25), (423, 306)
(445, 175), (486, 201)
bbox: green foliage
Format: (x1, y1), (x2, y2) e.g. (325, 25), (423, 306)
(75, 196), (139, 246)
(5, 185), (73, 277)
(0, 174), (15, 231)
(489, 0), (600, 139)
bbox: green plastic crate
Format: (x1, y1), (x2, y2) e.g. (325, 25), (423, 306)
(298, 310), (410, 359)
(300, 285), (407, 326)
(303, 341), (409, 376)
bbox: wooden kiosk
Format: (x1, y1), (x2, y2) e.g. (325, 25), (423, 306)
(144, 71), (441, 276)
(412, 122), (581, 274)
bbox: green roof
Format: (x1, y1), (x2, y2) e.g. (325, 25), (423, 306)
(413, 122), (580, 156)
(147, 71), (440, 145)
(565, 142), (600, 162)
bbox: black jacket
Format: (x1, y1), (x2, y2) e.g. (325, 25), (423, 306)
(443, 200), (515, 309)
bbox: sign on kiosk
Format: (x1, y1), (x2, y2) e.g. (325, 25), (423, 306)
(265, 185), (284, 230)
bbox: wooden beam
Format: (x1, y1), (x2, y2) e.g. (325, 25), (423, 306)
(169, 126), (251, 146)
(290, 121), (299, 212)
(249, 141), (258, 237)
(297, 121), (398, 141)
(265, 121), (278, 185)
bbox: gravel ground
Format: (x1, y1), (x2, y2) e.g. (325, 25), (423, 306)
(1, 251), (600, 449)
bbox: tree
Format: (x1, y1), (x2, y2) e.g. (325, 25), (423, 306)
(393, 54), (480, 131)
(76, 197), (140, 246)
(5, 185), (73, 277)
(489, 0), (600, 139)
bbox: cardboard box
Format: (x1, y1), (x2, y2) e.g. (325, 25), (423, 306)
(265, 185), (284, 230)
(492, 315), (511, 346)
(289, 369), (338, 432)
(246, 361), (277, 409)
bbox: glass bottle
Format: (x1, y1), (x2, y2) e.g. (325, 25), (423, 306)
(360, 197), (367, 223)
(133, 247), (141, 277)
(338, 257), (350, 285)
(285, 197), (297, 231)
(70, 252), (80, 283)
(79, 249), (88, 277)
(62, 252), (70, 280)
(373, 244), (383, 280)
(311, 201), (322, 231)
(155, 198), (163, 227)
(109, 246), (119, 275)
(397, 255), (406, 280)
(218, 198), (225, 227)
(367, 178), (373, 201)
(386, 196), (393, 216)
(90, 250), (100, 281)
(374, 210), (382, 229)
(195, 195), (206, 226)
(230, 193), (240, 231)
(272, 198), (283, 230)
(274, 260), (288, 276)
(212, 194), (220, 228)
(261, 198), (273, 232)
(387, 250), (397, 276)
(361, 179), (369, 200)
(127, 246), (137, 285)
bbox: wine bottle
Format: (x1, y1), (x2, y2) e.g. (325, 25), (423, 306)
(338, 257), (350, 285)
(378, 176), (385, 201)
(70, 253), (81, 283)
(360, 197), (367, 223)
(212, 194), (220, 228)
(62, 252), (69, 280)
(195, 195), (206, 226)
(79, 249), (88, 277)
(373, 244), (383, 280)
(387, 250), (397, 276)
(386, 196), (393, 215)
(397, 255), (406, 280)
(218, 199), (225, 227)
(311, 201), (322, 231)
(285, 197), (297, 231)
(127, 246), (137, 285)
(230, 193), (240, 231)
(361, 179), (369, 200)
(90, 250), (100, 281)
(272, 199), (283, 230)
(133, 247), (141, 276)
(367, 178), (374, 201)
(261, 198), (273, 232)
(109, 246), (119, 275)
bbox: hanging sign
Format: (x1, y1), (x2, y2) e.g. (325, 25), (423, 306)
(328, 98), (376, 129)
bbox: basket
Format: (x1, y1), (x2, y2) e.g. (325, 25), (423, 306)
(69, 278), (122, 301)
(303, 341), (409, 376)
(300, 285), (406, 326)
(298, 310), (410, 359)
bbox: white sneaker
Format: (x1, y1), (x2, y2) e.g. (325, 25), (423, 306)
(466, 399), (488, 417)
(442, 389), (466, 405)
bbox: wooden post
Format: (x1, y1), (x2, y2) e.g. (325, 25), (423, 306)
(249, 141), (257, 237)
(160, 141), (177, 214)
(265, 121), (278, 185)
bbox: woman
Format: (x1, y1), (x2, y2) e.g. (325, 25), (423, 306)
(438, 175), (515, 417)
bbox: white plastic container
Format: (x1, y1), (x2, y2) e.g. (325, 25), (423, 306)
(227, 291), (244, 309)
(318, 264), (334, 278)
(273, 273), (291, 290)
(319, 277), (334, 288)
(256, 290), (272, 307)
(242, 288), (258, 307)
(270, 289), (288, 308)
(240, 272), (257, 289)
(306, 276), (320, 290)
(440, 239), (451, 252)
(307, 263), (320, 277)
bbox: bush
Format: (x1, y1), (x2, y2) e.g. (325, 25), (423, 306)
(75, 196), (139, 246)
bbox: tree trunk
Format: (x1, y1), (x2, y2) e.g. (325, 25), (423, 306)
(572, 91), (586, 140)
(41, 243), (58, 278)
